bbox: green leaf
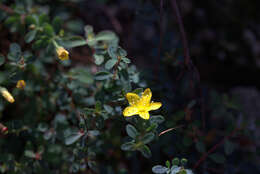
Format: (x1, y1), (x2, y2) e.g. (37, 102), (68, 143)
(146, 123), (158, 132)
(52, 16), (62, 33)
(139, 145), (151, 158)
(103, 104), (113, 113)
(24, 150), (35, 158)
(94, 54), (104, 65)
(150, 115), (165, 124)
(0, 54), (5, 66)
(141, 132), (155, 144)
(122, 57), (131, 64)
(172, 158), (179, 166)
(43, 23), (54, 36)
(25, 15), (37, 25)
(108, 45), (117, 59)
(121, 142), (135, 151)
(152, 165), (169, 174)
(95, 30), (117, 41)
(64, 130), (84, 145)
(95, 71), (112, 80)
(8, 43), (21, 61)
(126, 124), (139, 139)
(105, 59), (117, 70)
(224, 140), (235, 155)
(209, 153), (226, 164)
(25, 30), (37, 43)
(165, 160), (171, 168)
(61, 36), (87, 48)
(195, 141), (206, 153)
(180, 158), (188, 165)
(118, 47), (127, 57)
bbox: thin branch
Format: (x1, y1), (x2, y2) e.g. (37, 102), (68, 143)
(170, 0), (190, 67)
(159, 125), (184, 136)
(112, 55), (122, 80)
(193, 128), (239, 169)
(170, 0), (206, 129)
(158, 0), (164, 60)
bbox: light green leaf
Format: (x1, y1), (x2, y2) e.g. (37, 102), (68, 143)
(94, 54), (104, 65)
(25, 30), (37, 43)
(24, 150), (35, 158)
(64, 130), (84, 145)
(105, 59), (117, 70)
(152, 165), (169, 174)
(121, 142), (135, 151)
(61, 36), (87, 48)
(95, 30), (117, 41)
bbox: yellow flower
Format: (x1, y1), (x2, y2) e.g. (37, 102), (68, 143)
(1, 88), (15, 103)
(16, 80), (26, 89)
(56, 46), (69, 60)
(123, 88), (162, 120)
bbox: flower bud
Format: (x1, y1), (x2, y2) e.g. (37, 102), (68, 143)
(56, 46), (69, 60)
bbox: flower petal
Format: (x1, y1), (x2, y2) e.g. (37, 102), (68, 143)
(149, 102), (162, 111)
(141, 88), (152, 104)
(126, 93), (140, 105)
(123, 106), (139, 117)
(138, 111), (150, 120)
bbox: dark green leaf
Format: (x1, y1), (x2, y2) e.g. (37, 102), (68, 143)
(141, 132), (155, 144)
(95, 71), (112, 80)
(209, 153), (226, 164)
(150, 115), (165, 124)
(195, 141), (206, 153)
(126, 124), (139, 139)
(0, 54), (5, 66)
(224, 140), (235, 155)
(139, 145), (151, 158)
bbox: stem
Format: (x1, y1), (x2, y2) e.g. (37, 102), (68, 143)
(170, 0), (206, 129)
(170, 0), (190, 67)
(193, 128), (238, 169)
(158, 0), (164, 61)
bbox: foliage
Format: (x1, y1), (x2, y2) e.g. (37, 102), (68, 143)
(0, 0), (259, 174)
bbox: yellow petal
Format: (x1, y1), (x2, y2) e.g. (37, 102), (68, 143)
(138, 111), (150, 120)
(126, 93), (140, 105)
(149, 102), (162, 111)
(16, 80), (26, 89)
(56, 47), (69, 60)
(141, 88), (152, 104)
(123, 106), (139, 117)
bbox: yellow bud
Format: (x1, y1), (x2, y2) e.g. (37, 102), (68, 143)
(1, 88), (15, 103)
(16, 80), (26, 89)
(56, 47), (69, 60)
